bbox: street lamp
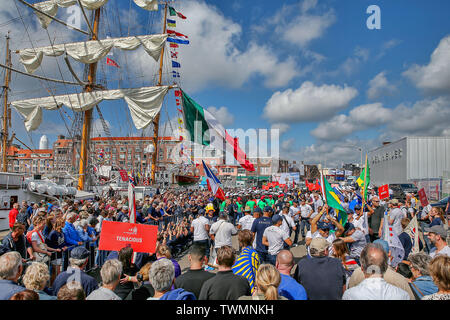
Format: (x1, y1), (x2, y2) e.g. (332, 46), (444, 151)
(344, 145), (363, 168)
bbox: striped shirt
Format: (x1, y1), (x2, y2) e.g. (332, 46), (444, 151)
(232, 246), (260, 294)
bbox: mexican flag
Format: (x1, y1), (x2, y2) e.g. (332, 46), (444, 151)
(356, 155), (370, 200)
(321, 172), (348, 226)
(181, 90), (255, 172)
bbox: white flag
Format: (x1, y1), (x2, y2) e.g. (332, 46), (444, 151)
(382, 212), (405, 268)
(404, 215), (419, 254)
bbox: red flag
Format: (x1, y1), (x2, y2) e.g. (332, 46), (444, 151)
(418, 188), (429, 206)
(177, 12), (187, 19)
(106, 57), (120, 68)
(378, 184), (389, 200)
(170, 43), (179, 48)
(167, 30), (188, 38)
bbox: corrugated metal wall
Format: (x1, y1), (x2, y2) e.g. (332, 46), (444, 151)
(369, 138), (407, 185)
(407, 137), (450, 180)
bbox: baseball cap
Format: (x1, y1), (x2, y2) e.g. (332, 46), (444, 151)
(70, 246), (90, 259)
(244, 206), (252, 212)
(310, 238), (330, 252)
(264, 206), (273, 213)
(353, 204), (362, 211)
(272, 214), (283, 224)
(122, 205), (129, 210)
(253, 207), (262, 214)
(344, 222), (355, 234)
(205, 204), (215, 211)
(424, 225), (448, 239)
(389, 199), (399, 205)
(317, 221), (332, 230)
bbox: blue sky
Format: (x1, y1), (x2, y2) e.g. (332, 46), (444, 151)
(1, 0), (449, 166)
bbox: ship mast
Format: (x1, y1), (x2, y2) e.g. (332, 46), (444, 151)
(151, 2), (168, 186)
(2, 33), (11, 172)
(77, 9), (101, 190)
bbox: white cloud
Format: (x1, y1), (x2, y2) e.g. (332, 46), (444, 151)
(403, 35), (450, 94)
(310, 103), (391, 141)
(206, 106), (235, 127)
(388, 96), (450, 136)
(367, 71), (397, 99)
(269, 1), (336, 48)
(141, 1), (300, 92)
(271, 123), (291, 136)
(376, 39), (401, 60)
(332, 47), (370, 77)
(263, 81), (358, 123)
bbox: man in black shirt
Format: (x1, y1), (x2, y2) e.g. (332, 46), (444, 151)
(367, 196), (384, 242)
(174, 244), (214, 299)
(199, 245), (251, 300)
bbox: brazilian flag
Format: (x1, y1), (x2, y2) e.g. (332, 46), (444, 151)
(323, 176), (348, 227)
(356, 156), (370, 201)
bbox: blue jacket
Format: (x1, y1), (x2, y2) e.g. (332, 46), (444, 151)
(62, 221), (82, 246)
(160, 288), (196, 300)
(0, 280), (25, 300)
(76, 226), (93, 242)
(411, 275), (438, 299)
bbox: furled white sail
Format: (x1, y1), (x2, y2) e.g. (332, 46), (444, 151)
(11, 86), (170, 131)
(32, 0), (158, 29)
(18, 34), (167, 74)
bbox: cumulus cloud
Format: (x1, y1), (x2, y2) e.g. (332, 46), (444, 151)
(133, 1), (300, 92)
(268, 0), (336, 48)
(367, 71), (397, 99)
(403, 35), (450, 94)
(271, 123), (291, 136)
(206, 106), (235, 127)
(310, 103), (391, 141)
(263, 81), (358, 123)
(310, 96), (450, 142)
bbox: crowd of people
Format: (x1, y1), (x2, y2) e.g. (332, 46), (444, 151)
(0, 184), (449, 300)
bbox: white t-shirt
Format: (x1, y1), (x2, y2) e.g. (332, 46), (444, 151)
(238, 214), (255, 231)
(210, 220), (237, 249)
(314, 199), (324, 213)
(353, 212), (369, 236)
(31, 231), (45, 246)
(263, 225), (289, 255)
(389, 208), (405, 236)
(349, 229), (367, 258)
(192, 215), (210, 241)
(289, 206), (301, 221)
(430, 246), (450, 258)
(280, 213), (295, 235)
(300, 204), (313, 219)
(306, 230), (336, 256)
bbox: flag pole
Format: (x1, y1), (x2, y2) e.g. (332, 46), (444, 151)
(360, 154), (368, 216)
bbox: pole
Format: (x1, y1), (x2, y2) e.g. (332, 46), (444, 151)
(151, 2), (168, 185)
(77, 9), (100, 190)
(2, 33), (11, 172)
(360, 154), (368, 216)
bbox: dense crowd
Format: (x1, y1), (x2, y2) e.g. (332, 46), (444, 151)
(0, 185), (449, 300)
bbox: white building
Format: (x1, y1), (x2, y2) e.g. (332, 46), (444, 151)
(369, 136), (450, 200)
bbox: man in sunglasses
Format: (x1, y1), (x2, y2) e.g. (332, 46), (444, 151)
(367, 196), (385, 242)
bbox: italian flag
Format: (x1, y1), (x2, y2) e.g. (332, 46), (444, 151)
(181, 90), (255, 172)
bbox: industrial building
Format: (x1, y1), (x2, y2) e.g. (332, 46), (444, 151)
(369, 136), (450, 200)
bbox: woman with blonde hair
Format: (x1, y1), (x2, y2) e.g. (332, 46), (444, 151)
(22, 262), (56, 300)
(239, 264), (287, 300)
(422, 255), (450, 300)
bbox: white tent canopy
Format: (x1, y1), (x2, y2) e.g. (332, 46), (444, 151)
(11, 85), (170, 131)
(19, 34), (167, 74)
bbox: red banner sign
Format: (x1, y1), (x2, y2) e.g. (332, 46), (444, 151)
(119, 170), (129, 182)
(418, 188), (429, 207)
(378, 184), (389, 200)
(98, 221), (158, 254)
